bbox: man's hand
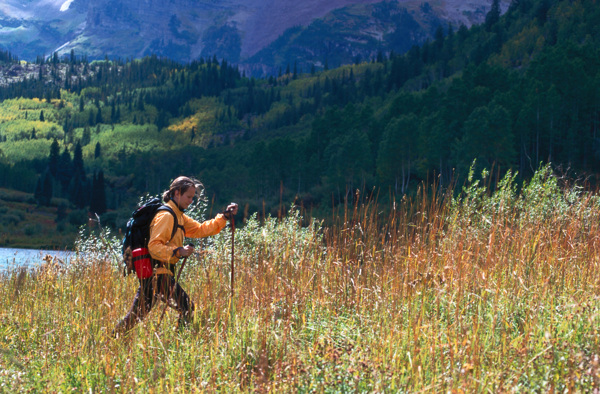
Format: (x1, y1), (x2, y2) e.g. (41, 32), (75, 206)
(178, 244), (195, 257)
(223, 202), (239, 220)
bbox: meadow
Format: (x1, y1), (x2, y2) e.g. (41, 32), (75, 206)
(2, 165), (600, 392)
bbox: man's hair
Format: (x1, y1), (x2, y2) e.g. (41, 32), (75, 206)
(163, 176), (203, 202)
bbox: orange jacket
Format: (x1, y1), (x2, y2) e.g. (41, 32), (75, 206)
(148, 200), (227, 267)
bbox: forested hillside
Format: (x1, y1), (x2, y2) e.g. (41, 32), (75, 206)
(0, 0), (599, 247)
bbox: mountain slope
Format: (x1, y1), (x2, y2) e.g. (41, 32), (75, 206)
(0, 0), (598, 248)
(0, 0), (506, 71)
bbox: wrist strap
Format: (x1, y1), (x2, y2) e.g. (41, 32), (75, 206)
(172, 247), (183, 258)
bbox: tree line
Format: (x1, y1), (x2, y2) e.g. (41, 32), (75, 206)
(1, 0), (599, 228)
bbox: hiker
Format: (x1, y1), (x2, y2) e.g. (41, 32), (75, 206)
(113, 176), (238, 336)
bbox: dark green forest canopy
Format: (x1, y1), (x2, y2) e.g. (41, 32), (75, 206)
(1, 0), (600, 237)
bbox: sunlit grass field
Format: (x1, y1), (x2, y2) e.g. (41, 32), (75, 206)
(2, 165), (600, 392)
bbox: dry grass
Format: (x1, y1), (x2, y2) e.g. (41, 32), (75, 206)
(2, 166), (600, 392)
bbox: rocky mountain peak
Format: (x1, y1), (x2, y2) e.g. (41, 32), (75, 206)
(0, 0), (508, 75)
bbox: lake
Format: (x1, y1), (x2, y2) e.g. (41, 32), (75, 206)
(0, 247), (73, 271)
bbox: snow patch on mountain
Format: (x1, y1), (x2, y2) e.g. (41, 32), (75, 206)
(60, 0), (75, 12)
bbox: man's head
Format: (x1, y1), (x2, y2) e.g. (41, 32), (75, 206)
(163, 176), (202, 210)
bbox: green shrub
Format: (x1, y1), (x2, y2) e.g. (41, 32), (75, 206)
(23, 224), (39, 236)
(1, 212), (22, 225)
(68, 209), (88, 226)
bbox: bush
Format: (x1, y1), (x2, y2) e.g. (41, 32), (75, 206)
(203, 206), (323, 271)
(68, 209), (88, 226)
(97, 211), (119, 229)
(23, 224), (39, 236)
(0, 212), (22, 225)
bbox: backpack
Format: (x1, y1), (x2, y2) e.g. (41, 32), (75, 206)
(121, 197), (181, 276)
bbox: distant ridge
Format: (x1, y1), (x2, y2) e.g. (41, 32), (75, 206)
(0, 0), (506, 75)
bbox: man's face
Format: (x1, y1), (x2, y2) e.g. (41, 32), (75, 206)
(174, 186), (196, 209)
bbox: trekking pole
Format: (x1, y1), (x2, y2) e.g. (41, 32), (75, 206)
(156, 244), (192, 330)
(230, 215), (236, 300)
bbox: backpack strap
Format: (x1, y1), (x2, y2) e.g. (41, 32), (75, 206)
(157, 205), (185, 241)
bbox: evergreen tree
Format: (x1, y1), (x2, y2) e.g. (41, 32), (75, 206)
(94, 142), (102, 159)
(485, 0), (501, 31)
(48, 138), (60, 177)
(72, 142), (85, 178)
(90, 170), (107, 215)
(39, 171), (53, 206)
(39, 110), (45, 122)
(155, 109), (169, 131)
(81, 126), (91, 146)
(96, 108), (103, 124)
(70, 173), (88, 209)
(377, 114), (418, 194)
(110, 101), (116, 123)
(55, 202), (67, 223)
(456, 104), (515, 177)
(34, 176), (43, 205)
(57, 147), (73, 191)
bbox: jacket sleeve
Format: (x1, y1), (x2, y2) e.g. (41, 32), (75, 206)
(148, 210), (179, 262)
(183, 213), (228, 238)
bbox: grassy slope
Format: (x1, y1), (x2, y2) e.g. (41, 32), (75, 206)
(1, 167), (600, 391)
(0, 188), (77, 248)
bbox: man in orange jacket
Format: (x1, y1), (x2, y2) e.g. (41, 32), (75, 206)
(114, 176), (238, 335)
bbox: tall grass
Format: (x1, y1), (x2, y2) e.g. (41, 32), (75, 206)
(2, 165), (600, 391)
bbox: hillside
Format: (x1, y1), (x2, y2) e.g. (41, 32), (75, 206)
(0, 0), (505, 73)
(0, 0), (599, 248)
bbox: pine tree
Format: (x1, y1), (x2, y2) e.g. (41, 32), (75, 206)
(82, 127), (91, 146)
(41, 171), (53, 206)
(90, 170), (107, 215)
(70, 173), (87, 209)
(110, 101), (116, 123)
(34, 176), (43, 205)
(485, 0), (501, 31)
(96, 108), (103, 124)
(57, 147), (73, 191)
(48, 138), (60, 177)
(72, 142), (84, 178)
(94, 142), (102, 159)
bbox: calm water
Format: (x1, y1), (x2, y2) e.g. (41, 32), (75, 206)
(0, 247), (73, 271)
